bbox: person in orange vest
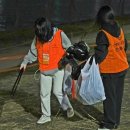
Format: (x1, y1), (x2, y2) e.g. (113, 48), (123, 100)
(20, 17), (74, 124)
(94, 6), (129, 130)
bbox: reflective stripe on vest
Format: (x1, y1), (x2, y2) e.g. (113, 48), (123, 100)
(36, 29), (65, 71)
(99, 29), (129, 73)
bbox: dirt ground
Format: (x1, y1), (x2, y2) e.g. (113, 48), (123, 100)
(0, 65), (130, 130)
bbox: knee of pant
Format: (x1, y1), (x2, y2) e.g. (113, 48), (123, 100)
(53, 90), (62, 97)
(40, 91), (50, 98)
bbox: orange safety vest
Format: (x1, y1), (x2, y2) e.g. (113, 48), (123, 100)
(99, 29), (129, 73)
(36, 29), (65, 71)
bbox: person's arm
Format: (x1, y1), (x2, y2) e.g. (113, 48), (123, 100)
(94, 31), (109, 64)
(61, 31), (72, 50)
(124, 38), (128, 52)
(58, 31), (72, 69)
(20, 37), (37, 70)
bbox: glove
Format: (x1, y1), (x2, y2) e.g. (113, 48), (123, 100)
(66, 46), (74, 54)
(20, 63), (27, 71)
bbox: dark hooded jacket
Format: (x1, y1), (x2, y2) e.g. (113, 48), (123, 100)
(95, 21), (128, 76)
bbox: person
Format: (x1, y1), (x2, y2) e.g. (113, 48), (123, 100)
(20, 17), (74, 124)
(94, 5), (129, 130)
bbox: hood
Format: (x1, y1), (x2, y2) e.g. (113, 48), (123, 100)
(101, 21), (121, 37)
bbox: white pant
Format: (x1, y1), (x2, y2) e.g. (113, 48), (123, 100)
(40, 70), (72, 117)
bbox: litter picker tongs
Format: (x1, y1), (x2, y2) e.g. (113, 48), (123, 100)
(10, 68), (24, 96)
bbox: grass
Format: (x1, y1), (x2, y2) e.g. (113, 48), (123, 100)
(59, 20), (97, 35)
(125, 33), (130, 40)
(0, 16), (130, 47)
(59, 16), (130, 34)
(0, 28), (34, 47)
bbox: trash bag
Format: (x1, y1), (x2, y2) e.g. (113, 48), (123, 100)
(79, 56), (106, 105)
(63, 64), (72, 94)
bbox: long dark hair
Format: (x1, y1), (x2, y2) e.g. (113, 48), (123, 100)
(96, 5), (115, 26)
(34, 17), (53, 43)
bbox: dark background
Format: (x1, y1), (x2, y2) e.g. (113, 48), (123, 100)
(0, 0), (130, 31)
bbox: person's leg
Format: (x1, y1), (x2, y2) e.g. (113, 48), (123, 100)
(53, 70), (74, 117)
(37, 74), (52, 124)
(115, 75), (125, 126)
(101, 75), (117, 129)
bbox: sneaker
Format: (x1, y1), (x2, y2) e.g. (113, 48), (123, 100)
(37, 115), (51, 124)
(67, 108), (74, 118)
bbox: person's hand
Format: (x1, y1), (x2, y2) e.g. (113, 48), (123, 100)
(20, 63), (27, 71)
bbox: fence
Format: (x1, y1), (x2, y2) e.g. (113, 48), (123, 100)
(0, 0), (130, 31)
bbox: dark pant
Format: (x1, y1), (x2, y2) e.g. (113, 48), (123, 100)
(101, 72), (126, 129)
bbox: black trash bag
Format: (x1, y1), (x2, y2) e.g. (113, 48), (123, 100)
(58, 41), (90, 79)
(71, 61), (86, 80)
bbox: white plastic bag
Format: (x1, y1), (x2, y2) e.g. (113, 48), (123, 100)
(63, 64), (72, 94)
(79, 57), (106, 105)
(75, 75), (88, 105)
